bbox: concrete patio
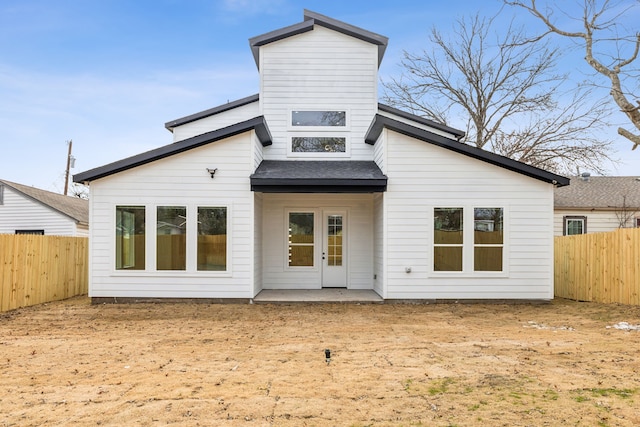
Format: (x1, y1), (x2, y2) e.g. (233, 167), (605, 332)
(252, 289), (383, 304)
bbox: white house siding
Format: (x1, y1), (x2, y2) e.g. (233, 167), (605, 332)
(383, 131), (555, 300)
(554, 209), (624, 235)
(87, 132), (256, 299)
(259, 26), (378, 161)
(260, 193), (374, 290)
(0, 186), (79, 236)
(172, 101), (260, 142)
(373, 193), (385, 297)
(378, 110), (461, 141)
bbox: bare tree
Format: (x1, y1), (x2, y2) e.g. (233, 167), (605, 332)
(613, 195), (638, 228)
(506, 0), (640, 150)
(382, 12), (615, 174)
(69, 182), (89, 200)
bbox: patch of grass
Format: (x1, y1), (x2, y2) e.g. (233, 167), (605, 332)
(590, 388), (636, 399)
(543, 389), (559, 401)
(573, 395), (590, 403)
(428, 378), (455, 396)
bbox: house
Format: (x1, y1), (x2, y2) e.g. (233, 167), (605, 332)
(0, 179), (89, 236)
(554, 174), (640, 235)
(74, 10), (569, 302)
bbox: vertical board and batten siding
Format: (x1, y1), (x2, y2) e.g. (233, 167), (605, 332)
(554, 210), (627, 236)
(0, 186), (79, 236)
(383, 130), (555, 300)
(260, 26), (378, 161)
(261, 193), (374, 290)
(172, 101), (261, 143)
(88, 132), (255, 299)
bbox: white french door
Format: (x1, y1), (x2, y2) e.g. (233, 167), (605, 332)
(322, 211), (347, 287)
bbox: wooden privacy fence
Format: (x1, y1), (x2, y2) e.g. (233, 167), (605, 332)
(0, 234), (88, 312)
(555, 228), (640, 305)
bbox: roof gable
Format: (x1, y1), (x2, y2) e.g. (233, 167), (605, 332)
(74, 116), (272, 183)
(0, 179), (88, 225)
(249, 9), (388, 69)
(365, 114), (569, 187)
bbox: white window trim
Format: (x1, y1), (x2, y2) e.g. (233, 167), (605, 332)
(430, 206), (509, 277)
(110, 203), (232, 278)
(284, 208), (319, 271)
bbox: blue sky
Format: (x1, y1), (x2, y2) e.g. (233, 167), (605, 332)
(1, 0), (638, 192)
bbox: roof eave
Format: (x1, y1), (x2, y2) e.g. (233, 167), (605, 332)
(74, 116), (272, 183)
(164, 94), (259, 131)
(365, 114), (570, 187)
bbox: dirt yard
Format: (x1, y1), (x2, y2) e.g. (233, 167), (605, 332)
(1, 297), (639, 426)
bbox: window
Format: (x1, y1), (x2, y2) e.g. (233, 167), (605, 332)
(564, 216), (586, 235)
(434, 207), (505, 273)
(434, 208), (463, 271)
(0, 184), (4, 205)
(15, 229), (44, 235)
(292, 137), (346, 153)
(156, 206), (186, 270)
(197, 207), (227, 271)
(292, 110), (346, 127)
(635, 217), (640, 228)
(288, 212), (314, 267)
(289, 110), (348, 155)
(116, 206), (145, 270)
(474, 208), (504, 271)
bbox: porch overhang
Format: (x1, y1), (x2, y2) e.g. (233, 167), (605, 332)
(250, 160), (387, 193)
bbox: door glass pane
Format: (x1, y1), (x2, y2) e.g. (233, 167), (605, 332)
(327, 215), (343, 266)
(115, 206), (145, 270)
(157, 206), (186, 270)
(197, 207), (227, 271)
(289, 213), (314, 267)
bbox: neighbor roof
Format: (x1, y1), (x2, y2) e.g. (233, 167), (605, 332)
(249, 9), (389, 69)
(74, 116), (272, 183)
(555, 176), (640, 209)
(0, 179), (89, 225)
(250, 160), (387, 193)
(365, 115), (570, 187)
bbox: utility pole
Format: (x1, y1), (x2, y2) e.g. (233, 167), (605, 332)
(63, 140), (74, 196)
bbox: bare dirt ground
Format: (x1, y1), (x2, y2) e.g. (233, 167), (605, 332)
(1, 297), (639, 427)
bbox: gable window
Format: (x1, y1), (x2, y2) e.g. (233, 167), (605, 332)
(288, 212), (315, 267)
(289, 109), (348, 156)
(292, 137), (346, 153)
(197, 207), (227, 271)
(474, 208), (504, 271)
(116, 206), (145, 270)
(292, 110), (346, 127)
(157, 206), (186, 270)
(563, 216), (586, 235)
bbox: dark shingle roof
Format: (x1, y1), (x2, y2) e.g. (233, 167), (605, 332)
(250, 160), (387, 193)
(164, 94), (259, 131)
(554, 176), (640, 209)
(0, 179), (89, 225)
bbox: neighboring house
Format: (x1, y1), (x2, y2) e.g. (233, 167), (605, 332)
(74, 10), (568, 302)
(0, 179), (89, 236)
(554, 174), (640, 236)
